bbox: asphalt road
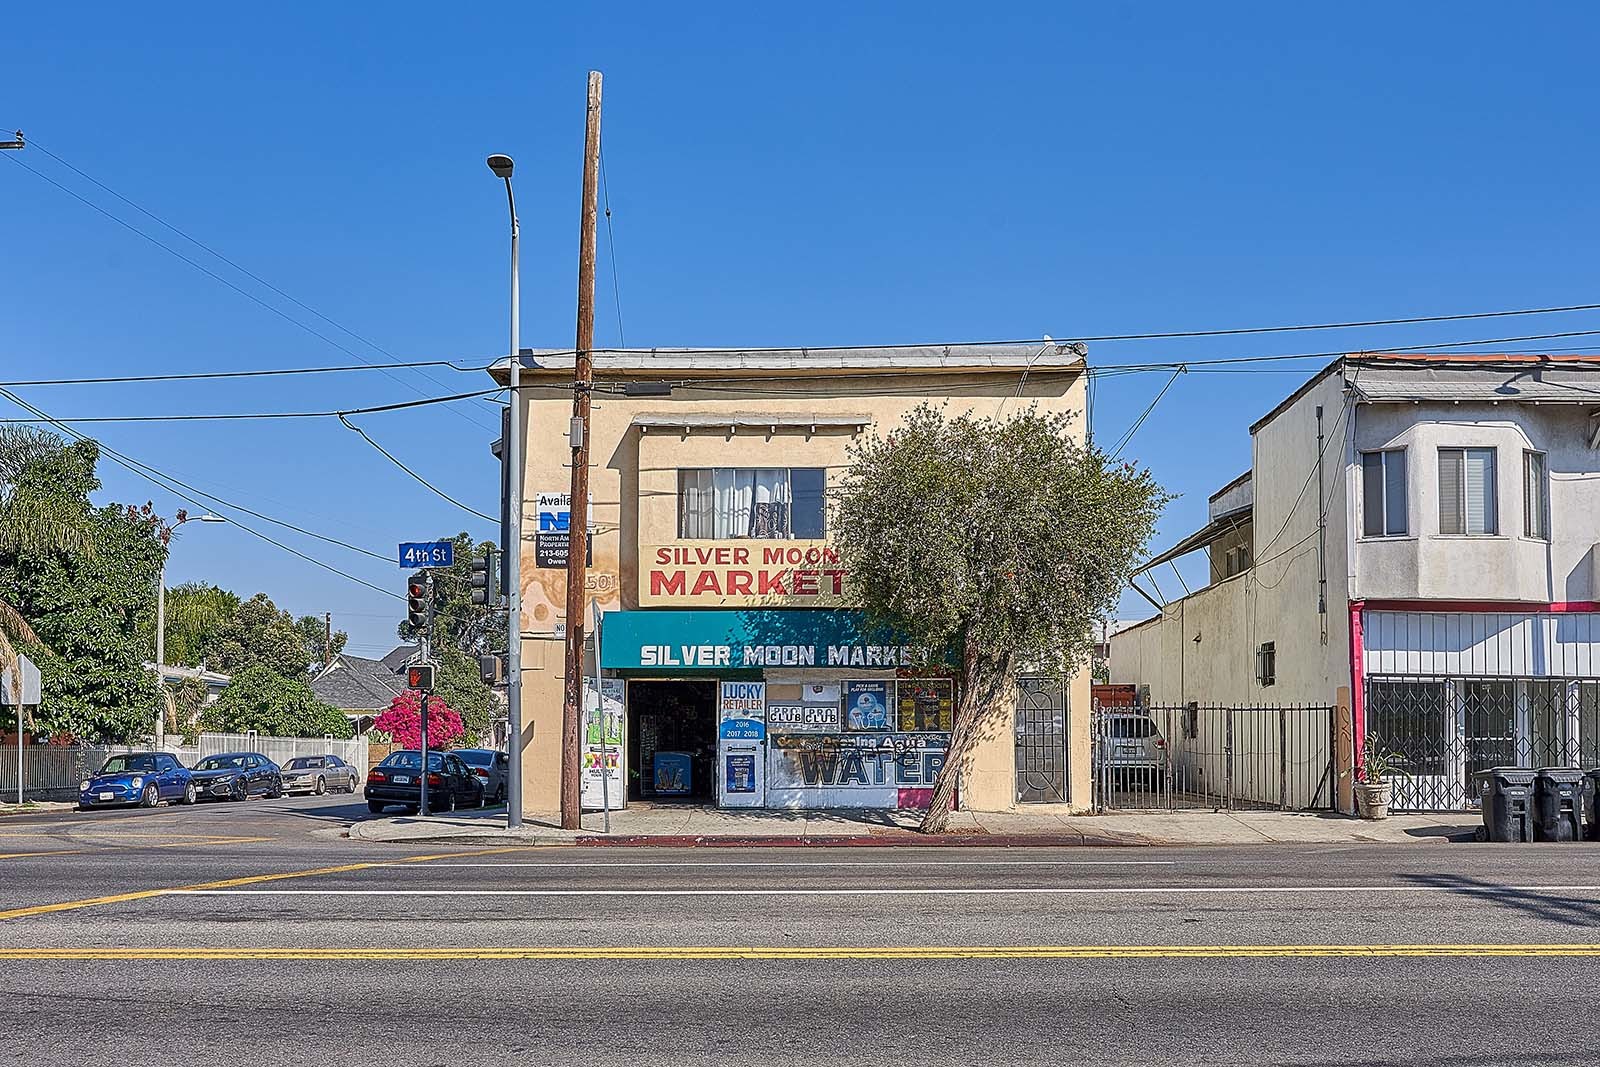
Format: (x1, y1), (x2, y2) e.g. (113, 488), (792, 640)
(3, 794), (1599, 1065)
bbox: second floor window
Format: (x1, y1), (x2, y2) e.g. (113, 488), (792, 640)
(1361, 449), (1407, 536)
(1439, 447), (1497, 536)
(1524, 450), (1549, 540)
(679, 468), (827, 539)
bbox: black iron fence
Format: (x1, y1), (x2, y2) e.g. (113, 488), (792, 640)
(1092, 701), (1338, 812)
(1366, 675), (1600, 811)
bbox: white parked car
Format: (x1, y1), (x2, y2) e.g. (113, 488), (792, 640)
(1095, 713), (1167, 777)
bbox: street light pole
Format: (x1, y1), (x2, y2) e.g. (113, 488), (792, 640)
(155, 512), (225, 744)
(487, 153), (524, 830)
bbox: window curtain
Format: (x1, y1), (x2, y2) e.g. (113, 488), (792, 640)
(679, 469), (715, 538)
(747, 468), (790, 538)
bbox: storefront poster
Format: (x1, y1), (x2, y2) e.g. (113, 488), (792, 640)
(719, 680), (766, 741)
(580, 678), (625, 810)
(534, 492), (594, 570)
(802, 682), (841, 705)
(767, 702), (841, 733)
(844, 681), (890, 732)
(724, 753), (757, 794)
(766, 733), (948, 809)
(898, 678), (954, 732)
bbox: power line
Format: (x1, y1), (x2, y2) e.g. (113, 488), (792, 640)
(599, 145), (625, 349)
(0, 386), (507, 424)
(0, 387), (404, 599)
(1109, 366), (1185, 458)
(4, 142), (498, 431)
(339, 415), (496, 523)
(0, 358), (476, 388)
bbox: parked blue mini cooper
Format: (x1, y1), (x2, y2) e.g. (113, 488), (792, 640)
(79, 752), (195, 809)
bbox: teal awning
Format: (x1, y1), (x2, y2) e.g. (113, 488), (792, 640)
(599, 609), (921, 671)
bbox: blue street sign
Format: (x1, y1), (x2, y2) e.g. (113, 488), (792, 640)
(399, 541), (454, 568)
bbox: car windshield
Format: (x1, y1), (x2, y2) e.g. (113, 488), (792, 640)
(194, 754), (249, 771)
(456, 751), (494, 767)
(1109, 717), (1157, 739)
(381, 752), (445, 771)
(99, 755), (158, 774)
(284, 758), (322, 770)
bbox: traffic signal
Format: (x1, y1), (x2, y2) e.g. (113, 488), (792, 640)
(406, 577), (428, 629)
(471, 547), (496, 606)
(407, 663), (435, 692)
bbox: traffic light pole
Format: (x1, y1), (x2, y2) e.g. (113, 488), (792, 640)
(420, 571), (434, 817)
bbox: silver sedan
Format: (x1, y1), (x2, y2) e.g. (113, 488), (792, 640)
(279, 755), (360, 795)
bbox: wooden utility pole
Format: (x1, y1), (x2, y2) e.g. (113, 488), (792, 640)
(324, 612), (333, 667)
(560, 70), (602, 830)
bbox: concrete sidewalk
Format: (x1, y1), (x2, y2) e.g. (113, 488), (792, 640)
(347, 803), (1480, 847)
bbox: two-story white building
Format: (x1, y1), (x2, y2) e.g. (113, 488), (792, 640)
(1110, 353), (1600, 810)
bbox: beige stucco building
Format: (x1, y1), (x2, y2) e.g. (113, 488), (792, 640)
(492, 343), (1092, 816)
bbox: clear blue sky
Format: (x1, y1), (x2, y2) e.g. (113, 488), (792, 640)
(5, 3), (1600, 655)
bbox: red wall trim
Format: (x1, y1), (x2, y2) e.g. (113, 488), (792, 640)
(1349, 600), (1365, 776)
(1361, 599), (1600, 615)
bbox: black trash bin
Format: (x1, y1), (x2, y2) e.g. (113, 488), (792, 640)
(1533, 768), (1585, 843)
(1477, 767), (1536, 843)
(1585, 769), (1600, 842)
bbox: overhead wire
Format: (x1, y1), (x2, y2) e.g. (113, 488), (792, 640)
(3, 142), (498, 430)
(599, 145), (625, 349)
(338, 414), (496, 523)
(0, 387), (404, 599)
(0, 386), (507, 424)
(1109, 366), (1185, 458)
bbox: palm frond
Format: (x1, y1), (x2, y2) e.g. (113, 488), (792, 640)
(0, 626), (21, 708)
(0, 597), (39, 646)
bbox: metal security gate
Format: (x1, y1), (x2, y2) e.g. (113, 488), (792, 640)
(1015, 676), (1069, 803)
(1092, 701), (1337, 812)
(1365, 676), (1600, 811)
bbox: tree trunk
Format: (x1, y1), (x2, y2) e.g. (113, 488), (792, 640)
(919, 645), (1013, 833)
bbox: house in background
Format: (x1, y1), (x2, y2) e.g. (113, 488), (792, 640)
(1111, 353), (1600, 811)
(312, 651), (407, 733)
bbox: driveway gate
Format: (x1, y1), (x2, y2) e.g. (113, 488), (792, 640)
(1093, 701), (1337, 812)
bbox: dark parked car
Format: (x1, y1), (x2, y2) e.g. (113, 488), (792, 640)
(280, 755), (359, 795)
(79, 752), (194, 810)
(454, 748), (510, 804)
(365, 750), (485, 814)
(190, 752), (283, 801)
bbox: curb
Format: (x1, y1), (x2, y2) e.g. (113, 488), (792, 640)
(347, 827), (1149, 848)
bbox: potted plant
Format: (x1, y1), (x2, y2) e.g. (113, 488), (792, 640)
(1355, 737), (1399, 820)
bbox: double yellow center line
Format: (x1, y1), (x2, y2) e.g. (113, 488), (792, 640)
(0, 944), (1596, 960)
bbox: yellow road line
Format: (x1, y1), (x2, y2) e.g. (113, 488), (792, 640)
(1, 944), (1598, 961)
(0, 845), (534, 922)
(0, 850), (86, 860)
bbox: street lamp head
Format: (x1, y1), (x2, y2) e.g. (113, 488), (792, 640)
(197, 513), (226, 523)
(486, 154), (514, 179)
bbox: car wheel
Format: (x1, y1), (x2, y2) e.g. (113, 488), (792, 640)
(367, 800), (386, 814)
(437, 791), (455, 814)
(495, 784), (506, 804)
(182, 782), (198, 806)
(232, 780), (247, 802)
(266, 780), (283, 799)
(314, 776), (326, 796)
(139, 783), (158, 808)
(405, 805), (420, 816)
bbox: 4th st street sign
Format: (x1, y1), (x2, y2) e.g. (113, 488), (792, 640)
(399, 541), (454, 568)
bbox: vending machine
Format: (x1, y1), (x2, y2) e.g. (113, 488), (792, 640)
(717, 680), (766, 808)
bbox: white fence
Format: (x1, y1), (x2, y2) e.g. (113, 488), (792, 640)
(0, 732), (368, 802)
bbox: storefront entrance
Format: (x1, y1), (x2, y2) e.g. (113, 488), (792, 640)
(626, 680), (718, 802)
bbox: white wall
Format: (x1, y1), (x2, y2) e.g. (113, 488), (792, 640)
(1353, 403), (1599, 603)
(1110, 372), (1353, 706)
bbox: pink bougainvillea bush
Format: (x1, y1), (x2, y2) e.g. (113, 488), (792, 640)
(373, 690), (465, 749)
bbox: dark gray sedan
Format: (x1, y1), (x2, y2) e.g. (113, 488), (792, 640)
(280, 754), (360, 795)
(453, 748), (510, 804)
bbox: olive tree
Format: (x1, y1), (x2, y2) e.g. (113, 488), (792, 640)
(832, 404), (1168, 832)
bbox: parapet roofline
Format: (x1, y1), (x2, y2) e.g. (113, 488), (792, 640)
(487, 342), (1087, 382)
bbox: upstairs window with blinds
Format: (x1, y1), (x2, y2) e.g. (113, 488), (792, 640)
(1439, 447), (1497, 536)
(1523, 450), (1549, 540)
(1361, 449), (1408, 536)
(679, 468), (827, 539)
